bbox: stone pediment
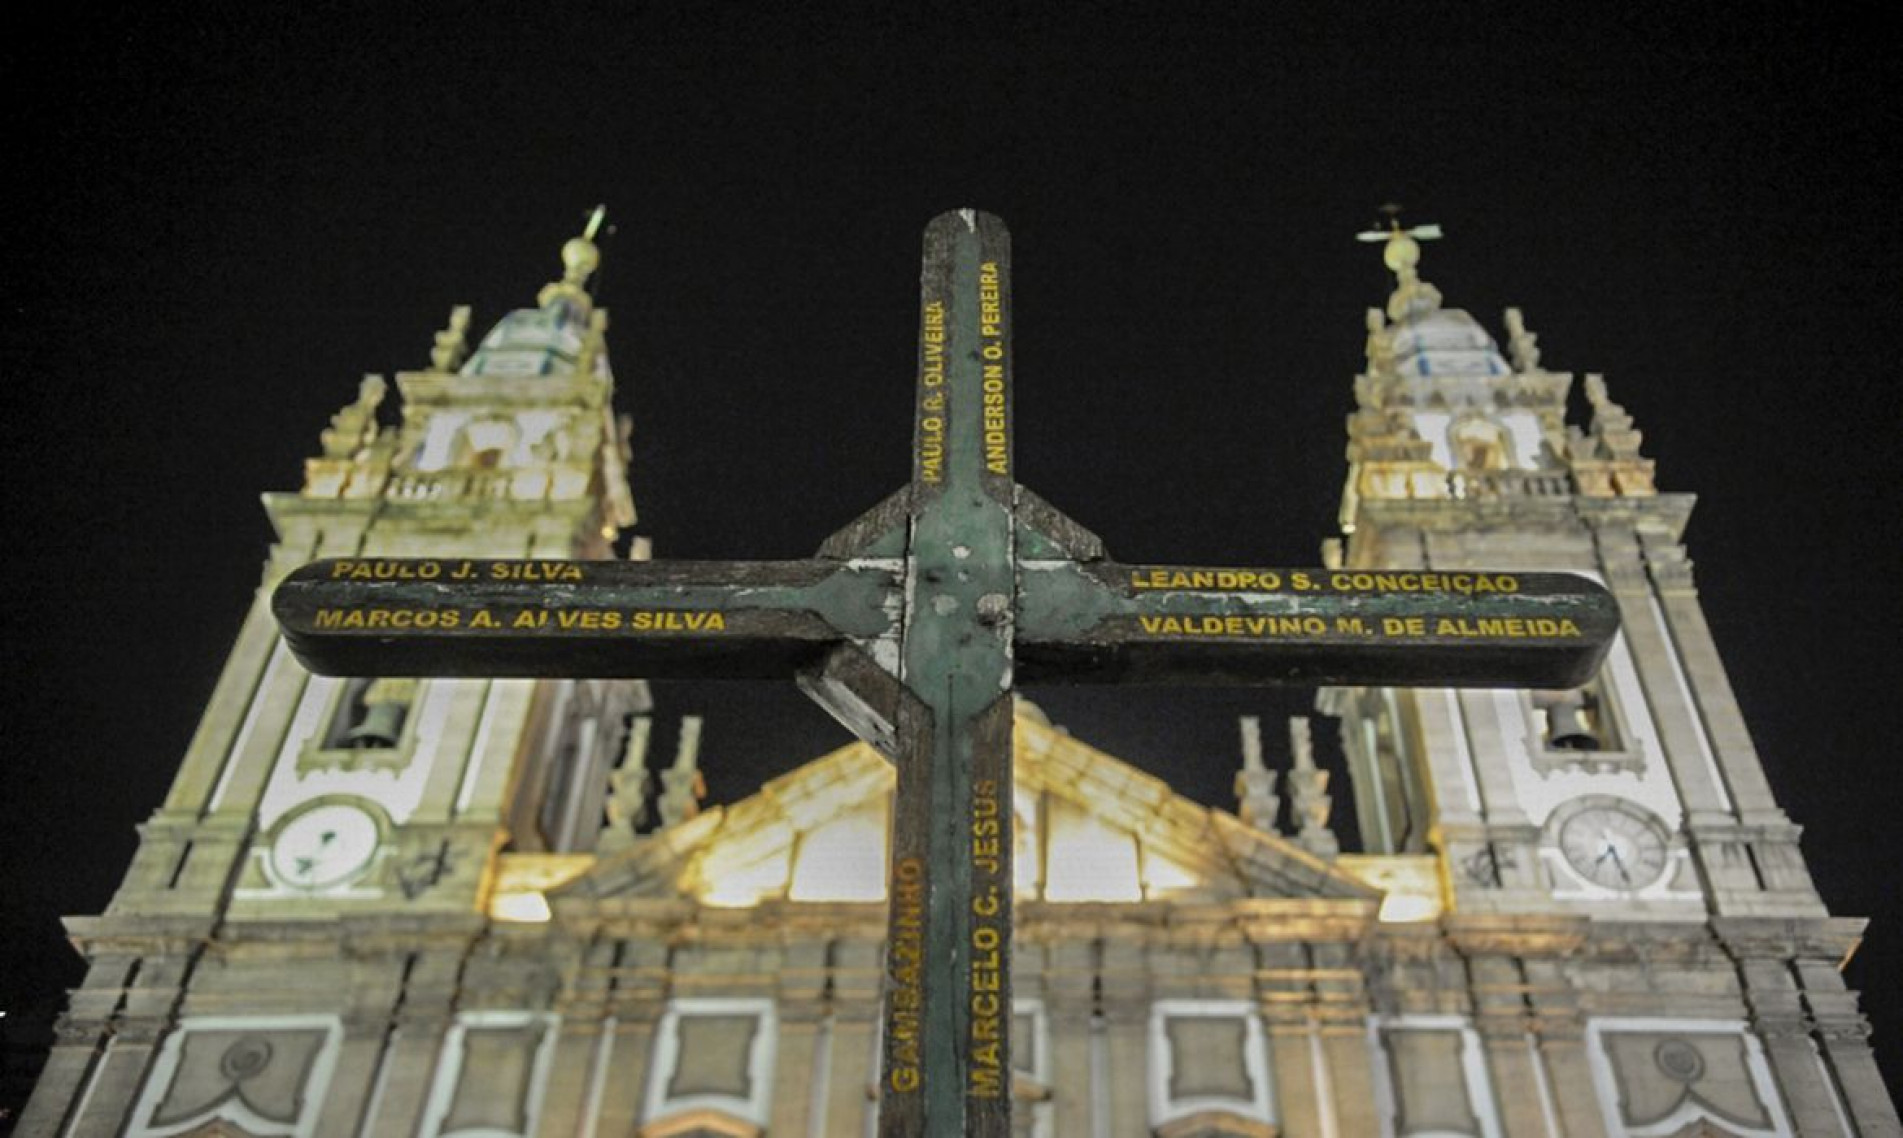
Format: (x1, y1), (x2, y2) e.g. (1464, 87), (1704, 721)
(559, 703), (1380, 910)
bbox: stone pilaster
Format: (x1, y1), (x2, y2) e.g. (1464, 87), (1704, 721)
(1794, 956), (1902, 1136)
(1256, 940), (1324, 1135)
(357, 948), (468, 1136)
(1588, 523), (1736, 825)
(305, 953), (413, 1138)
(67, 949), (199, 1137)
(1639, 534), (1786, 825)
(157, 574), (309, 818)
(1307, 940), (1376, 1136)
(1463, 954), (1548, 1136)
(14, 951), (139, 1138)
(536, 1016), (610, 1135)
(1038, 940), (1090, 1135)
(820, 938), (882, 1136)
(595, 937), (670, 1137)
(767, 939), (832, 1137)
(1717, 919), (1869, 1136)
(1099, 940), (1151, 1138)
(1520, 955), (1607, 1138)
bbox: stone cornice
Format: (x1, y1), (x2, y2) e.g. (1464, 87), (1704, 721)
(394, 367), (611, 410)
(1710, 915), (1867, 965)
(62, 913), (218, 955)
(1443, 912), (1591, 956)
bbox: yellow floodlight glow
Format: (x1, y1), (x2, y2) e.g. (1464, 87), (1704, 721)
(490, 891), (553, 923)
(1376, 892), (1439, 923)
(788, 805), (889, 902)
(1340, 854), (1444, 923)
(1043, 800), (1142, 903)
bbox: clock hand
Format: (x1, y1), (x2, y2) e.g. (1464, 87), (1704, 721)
(1604, 842), (1633, 884)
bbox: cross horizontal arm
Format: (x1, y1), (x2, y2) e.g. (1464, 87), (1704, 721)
(272, 557), (899, 679)
(1015, 562), (1618, 689)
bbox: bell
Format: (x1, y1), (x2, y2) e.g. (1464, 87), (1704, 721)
(345, 702), (406, 749)
(1544, 692), (1600, 751)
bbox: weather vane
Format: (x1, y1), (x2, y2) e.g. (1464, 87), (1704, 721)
(582, 203), (609, 242)
(1356, 203), (1442, 280)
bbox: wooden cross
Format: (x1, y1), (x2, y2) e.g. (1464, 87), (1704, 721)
(275, 210), (1618, 1136)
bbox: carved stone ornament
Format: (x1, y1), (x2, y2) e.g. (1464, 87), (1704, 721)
(1605, 1031), (1776, 1133)
(319, 375), (385, 460)
(146, 1028), (328, 1132)
(1154, 1112), (1280, 1138)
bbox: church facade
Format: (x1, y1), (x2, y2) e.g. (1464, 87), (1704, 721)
(20, 222), (1897, 1136)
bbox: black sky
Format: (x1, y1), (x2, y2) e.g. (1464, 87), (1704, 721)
(4, 3), (1900, 1103)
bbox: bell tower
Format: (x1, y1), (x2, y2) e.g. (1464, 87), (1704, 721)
(1321, 220), (1896, 1130)
(23, 213), (656, 1134)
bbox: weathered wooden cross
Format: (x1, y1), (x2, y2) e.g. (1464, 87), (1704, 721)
(275, 211), (1618, 1136)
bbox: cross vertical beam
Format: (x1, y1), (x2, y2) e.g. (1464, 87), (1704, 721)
(882, 211), (1015, 1137)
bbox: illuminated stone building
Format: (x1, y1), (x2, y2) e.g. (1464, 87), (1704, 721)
(21, 223), (1898, 1136)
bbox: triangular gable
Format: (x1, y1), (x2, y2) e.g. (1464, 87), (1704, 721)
(560, 702), (1379, 908)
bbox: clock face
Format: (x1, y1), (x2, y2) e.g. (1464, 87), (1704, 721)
(268, 801), (381, 891)
(1557, 800), (1669, 891)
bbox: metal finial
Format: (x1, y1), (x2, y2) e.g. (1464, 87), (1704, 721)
(539, 204), (611, 309)
(1355, 206), (1444, 277)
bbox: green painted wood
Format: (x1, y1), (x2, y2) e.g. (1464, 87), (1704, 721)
(880, 211), (1016, 1137)
(1016, 561), (1617, 688)
(273, 557), (898, 678)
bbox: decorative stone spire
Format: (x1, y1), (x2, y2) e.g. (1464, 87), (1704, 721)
(1364, 307), (1398, 377)
(303, 374), (396, 499)
(1503, 306), (1542, 373)
(1286, 716), (1339, 859)
(319, 374), (386, 459)
(657, 715), (706, 828)
(574, 309), (610, 380)
(1585, 375), (1642, 455)
(1234, 715), (1280, 831)
(600, 715), (654, 849)
(429, 306), (472, 372)
(1565, 373), (1658, 496)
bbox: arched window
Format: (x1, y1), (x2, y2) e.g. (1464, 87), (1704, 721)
(322, 678), (416, 750)
(1533, 677), (1622, 753)
(457, 418), (518, 470)
(1448, 414), (1513, 472)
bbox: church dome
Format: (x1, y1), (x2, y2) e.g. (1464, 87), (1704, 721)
(1389, 307), (1509, 377)
(458, 297), (601, 378)
(459, 208), (610, 379)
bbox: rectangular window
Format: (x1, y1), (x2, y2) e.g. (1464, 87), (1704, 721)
(642, 998), (778, 1132)
(418, 1011), (558, 1138)
(1147, 1000), (1275, 1133)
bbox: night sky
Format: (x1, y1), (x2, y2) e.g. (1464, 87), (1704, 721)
(4, 5), (1900, 1106)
